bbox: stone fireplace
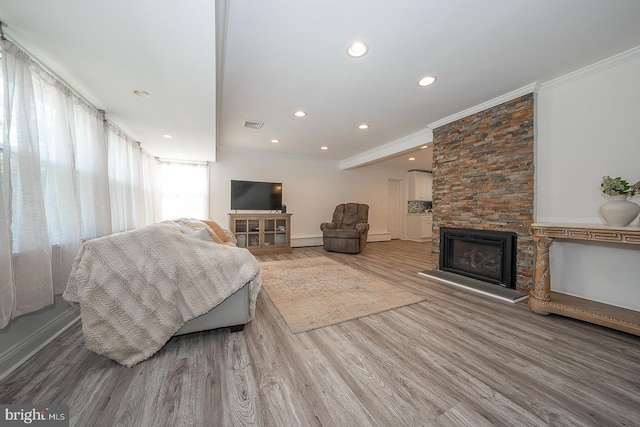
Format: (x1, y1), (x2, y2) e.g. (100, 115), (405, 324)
(431, 94), (535, 291)
(439, 227), (517, 289)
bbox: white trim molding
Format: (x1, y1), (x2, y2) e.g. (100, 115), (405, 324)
(367, 232), (392, 242)
(539, 45), (640, 93)
(340, 128), (433, 170)
(428, 82), (539, 130)
(292, 236), (323, 247)
(292, 232), (391, 248)
(0, 307), (80, 382)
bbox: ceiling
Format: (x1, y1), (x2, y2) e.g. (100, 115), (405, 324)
(1, 1), (640, 172)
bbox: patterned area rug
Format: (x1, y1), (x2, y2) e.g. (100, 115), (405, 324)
(260, 257), (425, 333)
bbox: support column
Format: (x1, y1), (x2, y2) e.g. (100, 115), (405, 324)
(529, 235), (553, 315)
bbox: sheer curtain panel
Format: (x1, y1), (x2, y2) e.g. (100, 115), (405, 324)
(0, 39), (158, 328)
(1, 42), (54, 323)
(107, 126), (157, 233)
(33, 68), (83, 294)
(74, 105), (111, 240)
(158, 160), (209, 221)
(0, 128), (14, 328)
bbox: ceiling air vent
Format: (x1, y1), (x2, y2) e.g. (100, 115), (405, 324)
(244, 120), (264, 130)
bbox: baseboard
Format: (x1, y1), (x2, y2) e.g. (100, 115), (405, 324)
(367, 233), (391, 242)
(291, 236), (323, 247)
(0, 306), (80, 382)
(292, 233), (391, 248)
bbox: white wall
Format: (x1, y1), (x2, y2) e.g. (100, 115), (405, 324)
(209, 148), (406, 245)
(536, 55), (640, 311)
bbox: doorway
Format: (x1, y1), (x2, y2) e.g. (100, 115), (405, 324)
(387, 179), (403, 239)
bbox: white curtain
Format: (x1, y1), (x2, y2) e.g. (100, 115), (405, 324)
(74, 106), (111, 240)
(1, 42), (54, 319)
(33, 67), (83, 294)
(158, 160), (209, 221)
(107, 126), (157, 233)
(0, 40), (158, 328)
(0, 57), (15, 326)
(141, 152), (160, 224)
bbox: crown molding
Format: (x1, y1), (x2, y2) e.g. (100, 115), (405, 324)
(539, 45), (640, 93)
(427, 82), (538, 130)
(339, 128), (433, 170)
(339, 45), (640, 169)
(218, 145), (338, 165)
(340, 82), (536, 169)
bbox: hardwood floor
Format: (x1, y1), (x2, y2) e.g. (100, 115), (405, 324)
(1, 240), (639, 426)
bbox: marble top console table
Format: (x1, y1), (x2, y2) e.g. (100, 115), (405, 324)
(529, 223), (640, 336)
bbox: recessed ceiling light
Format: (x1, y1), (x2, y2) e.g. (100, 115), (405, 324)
(421, 145), (428, 149)
(358, 124), (369, 130)
(417, 76), (437, 87)
(163, 134), (173, 139)
(347, 41), (368, 58)
(294, 111), (307, 117)
(271, 139), (280, 143)
(133, 89), (150, 97)
(321, 146), (329, 150)
(409, 157), (416, 161)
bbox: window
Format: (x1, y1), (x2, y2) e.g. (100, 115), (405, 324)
(0, 40), (160, 323)
(158, 160), (209, 221)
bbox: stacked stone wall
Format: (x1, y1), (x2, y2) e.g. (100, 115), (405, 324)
(431, 94), (535, 290)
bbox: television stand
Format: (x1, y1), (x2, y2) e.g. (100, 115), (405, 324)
(229, 213), (292, 255)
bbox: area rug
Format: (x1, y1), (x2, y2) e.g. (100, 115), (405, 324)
(260, 257), (425, 333)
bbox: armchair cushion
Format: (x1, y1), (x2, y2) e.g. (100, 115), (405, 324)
(331, 203), (368, 230)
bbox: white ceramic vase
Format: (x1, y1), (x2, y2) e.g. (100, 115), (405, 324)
(599, 195), (640, 227)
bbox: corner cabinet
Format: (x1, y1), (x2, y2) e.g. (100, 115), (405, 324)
(229, 213), (292, 255)
(408, 171), (433, 201)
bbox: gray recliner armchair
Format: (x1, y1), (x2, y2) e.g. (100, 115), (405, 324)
(320, 203), (370, 254)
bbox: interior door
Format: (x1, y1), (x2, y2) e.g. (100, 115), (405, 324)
(387, 179), (402, 239)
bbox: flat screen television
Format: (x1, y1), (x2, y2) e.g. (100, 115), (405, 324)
(231, 180), (282, 211)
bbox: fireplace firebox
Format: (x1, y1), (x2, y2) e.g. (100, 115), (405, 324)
(439, 227), (517, 289)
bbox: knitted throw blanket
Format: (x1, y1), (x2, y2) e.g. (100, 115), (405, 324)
(63, 222), (262, 367)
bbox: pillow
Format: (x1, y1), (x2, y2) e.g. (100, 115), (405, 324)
(180, 219), (224, 244)
(201, 219), (229, 243)
(223, 229), (237, 245)
(180, 224), (218, 242)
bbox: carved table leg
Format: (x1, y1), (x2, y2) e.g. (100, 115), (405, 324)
(529, 236), (554, 315)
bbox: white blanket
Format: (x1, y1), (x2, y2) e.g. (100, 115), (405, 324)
(63, 222), (262, 367)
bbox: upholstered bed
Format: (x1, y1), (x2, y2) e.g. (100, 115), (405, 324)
(63, 219), (262, 366)
(172, 219), (256, 336)
(173, 282), (251, 335)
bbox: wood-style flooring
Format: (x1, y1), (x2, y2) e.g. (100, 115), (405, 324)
(1, 240), (639, 426)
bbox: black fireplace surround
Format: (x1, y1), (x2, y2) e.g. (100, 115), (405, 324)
(439, 227), (517, 289)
